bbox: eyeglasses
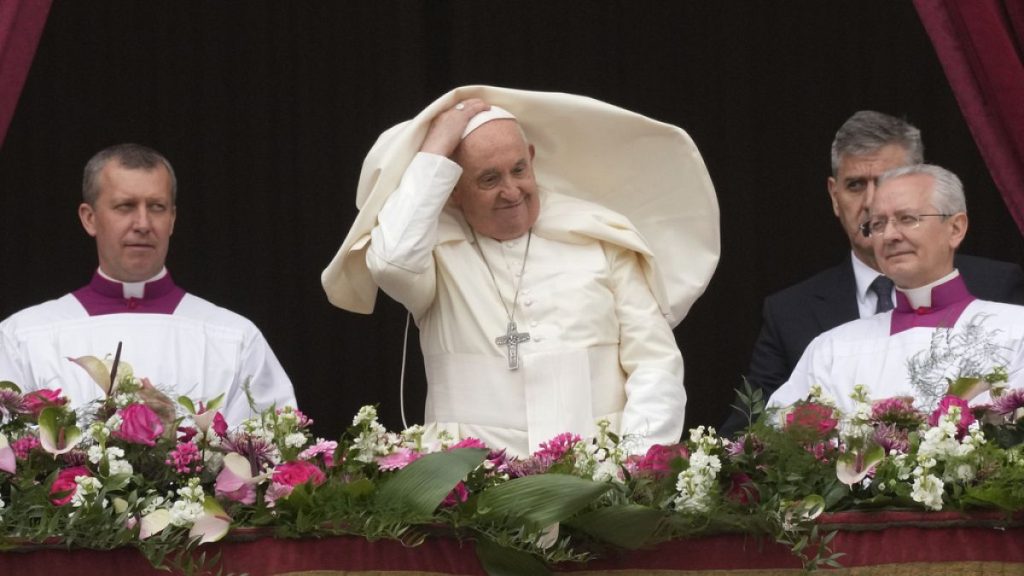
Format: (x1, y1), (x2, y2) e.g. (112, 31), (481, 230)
(859, 213), (950, 237)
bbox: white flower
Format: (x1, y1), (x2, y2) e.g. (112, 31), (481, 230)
(284, 432), (307, 449)
(176, 478), (205, 502)
(113, 392), (135, 408)
(88, 445), (105, 464)
(108, 459), (134, 476)
(169, 499), (204, 527)
(910, 472), (944, 511)
(71, 477), (104, 508)
(354, 406), (378, 426)
(140, 495), (166, 516)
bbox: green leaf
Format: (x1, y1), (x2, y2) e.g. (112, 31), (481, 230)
(476, 474), (612, 532)
(374, 448), (488, 517)
(567, 504), (665, 549)
(177, 395), (196, 414)
(947, 376), (990, 401)
(475, 536), (551, 576)
(0, 381), (21, 393)
(205, 392), (225, 412)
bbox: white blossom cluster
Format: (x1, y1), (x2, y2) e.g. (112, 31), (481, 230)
(908, 406), (985, 510)
(674, 426), (721, 513)
(71, 476), (104, 508)
(169, 478), (206, 527)
(351, 406), (392, 463)
(572, 420), (625, 483)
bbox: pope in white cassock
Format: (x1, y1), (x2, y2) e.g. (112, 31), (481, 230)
(322, 87), (720, 456)
(0, 143), (296, 425)
(768, 164), (1024, 416)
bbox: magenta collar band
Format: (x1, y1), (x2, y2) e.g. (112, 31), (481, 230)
(890, 275), (975, 335)
(72, 272), (186, 316)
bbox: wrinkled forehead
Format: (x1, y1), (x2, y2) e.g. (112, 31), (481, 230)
(871, 174), (934, 214)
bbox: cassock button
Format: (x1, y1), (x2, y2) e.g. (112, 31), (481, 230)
(126, 299), (139, 309)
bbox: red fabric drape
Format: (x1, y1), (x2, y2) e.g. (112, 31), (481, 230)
(914, 0), (1024, 236)
(0, 0), (52, 151)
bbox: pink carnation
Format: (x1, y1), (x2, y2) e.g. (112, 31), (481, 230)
(929, 396), (975, 437)
(299, 439), (338, 468)
(49, 465), (91, 506)
(116, 403), (164, 446)
(23, 388), (67, 418)
(12, 435), (41, 460)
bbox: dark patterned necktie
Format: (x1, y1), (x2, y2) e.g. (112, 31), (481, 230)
(869, 275), (895, 313)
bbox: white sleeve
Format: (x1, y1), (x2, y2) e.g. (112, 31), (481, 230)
(366, 152), (462, 319)
(0, 324), (33, 392)
(608, 245), (687, 452)
(222, 329), (297, 426)
(766, 334), (829, 411)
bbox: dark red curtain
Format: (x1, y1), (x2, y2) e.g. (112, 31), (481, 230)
(914, 0), (1024, 235)
(0, 0), (51, 150)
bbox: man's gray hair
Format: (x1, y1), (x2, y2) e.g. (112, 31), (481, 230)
(878, 163), (967, 215)
(82, 143), (177, 206)
(830, 111), (924, 176)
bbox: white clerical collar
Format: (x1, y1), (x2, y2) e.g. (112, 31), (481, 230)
(897, 269), (960, 309)
(96, 267), (168, 299)
(850, 251), (888, 316)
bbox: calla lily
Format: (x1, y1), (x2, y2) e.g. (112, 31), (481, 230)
(836, 443), (885, 486)
(139, 509), (172, 540)
(0, 433), (16, 474)
(179, 393), (225, 433)
(38, 406), (83, 456)
(112, 497), (130, 514)
(214, 452), (264, 504)
(189, 496), (232, 544)
(67, 355), (113, 395)
(947, 376), (990, 402)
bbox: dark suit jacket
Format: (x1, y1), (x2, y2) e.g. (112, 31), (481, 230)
(720, 254), (1024, 436)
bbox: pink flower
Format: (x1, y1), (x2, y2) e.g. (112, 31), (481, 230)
(166, 441), (203, 474)
(929, 396), (975, 437)
(212, 412), (229, 437)
(299, 439), (338, 468)
(376, 447), (422, 471)
(533, 432), (581, 461)
(631, 443), (689, 478)
(785, 403), (838, 436)
(992, 389), (1024, 419)
(449, 437), (489, 451)
(264, 461), (326, 506)
(441, 481), (469, 507)
(23, 388), (67, 418)
(272, 460), (326, 488)
(871, 396), (925, 427)
(12, 435), (41, 460)
(215, 463), (258, 505)
(116, 403), (165, 446)
(49, 465), (91, 506)
(873, 423), (910, 453)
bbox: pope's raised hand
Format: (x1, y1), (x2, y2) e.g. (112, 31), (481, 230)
(419, 98), (490, 157)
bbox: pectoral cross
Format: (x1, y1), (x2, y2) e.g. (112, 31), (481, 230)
(495, 320), (530, 370)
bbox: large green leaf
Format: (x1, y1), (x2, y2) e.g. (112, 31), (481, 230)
(374, 448), (488, 517)
(476, 474), (612, 532)
(567, 504), (666, 549)
(475, 536), (551, 576)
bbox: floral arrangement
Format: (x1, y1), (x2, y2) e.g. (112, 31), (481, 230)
(1, 354), (1023, 575)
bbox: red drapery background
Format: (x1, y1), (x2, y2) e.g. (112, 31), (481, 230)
(0, 0), (52, 150)
(914, 0), (1024, 235)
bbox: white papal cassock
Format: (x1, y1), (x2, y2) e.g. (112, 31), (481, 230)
(0, 271), (296, 425)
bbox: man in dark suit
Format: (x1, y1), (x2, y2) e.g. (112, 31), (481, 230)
(720, 111), (1024, 436)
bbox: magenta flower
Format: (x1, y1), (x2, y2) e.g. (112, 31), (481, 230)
(166, 441), (203, 474)
(726, 472), (759, 505)
(929, 395), (975, 437)
(214, 454), (259, 505)
(534, 432), (581, 462)
(49, 465), (91, 506)
(12, 435), (41, 460)
(212, 412), (229, 437)
(441, 481), (469, 507)
(23, 388), (67, 418)
(0, 389), (26, 421)
(992, 389), (1024, 420)
(116, 403), (164, 446)
(449, 437), (489, 451)
(630, 443), (689, 478)
(871, 396), (925, 427)
(272, 460), (326, 487)
(873, 423), (910, 453)
(376, 447), (422, 471)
